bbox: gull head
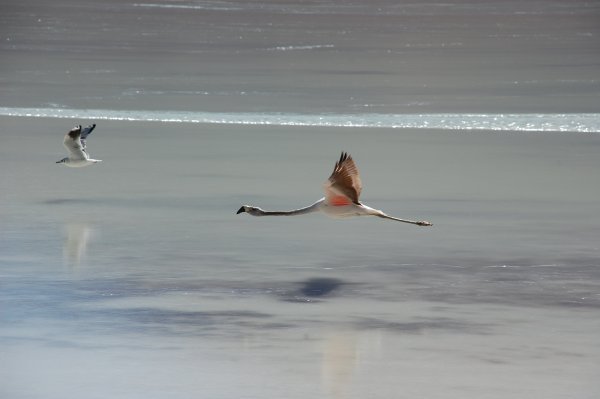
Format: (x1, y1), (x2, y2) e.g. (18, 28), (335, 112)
(236, 205), (262, 216)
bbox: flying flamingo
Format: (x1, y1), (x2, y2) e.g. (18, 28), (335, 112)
(237, 152), (432, 226)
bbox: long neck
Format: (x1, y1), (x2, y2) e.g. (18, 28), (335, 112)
(257, 199), (323, 216)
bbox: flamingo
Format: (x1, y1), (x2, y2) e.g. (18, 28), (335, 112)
(56, 124), (102, 167)
(237, 152), (432, 226)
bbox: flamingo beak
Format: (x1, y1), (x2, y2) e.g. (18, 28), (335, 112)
(236, 206), (246, 214)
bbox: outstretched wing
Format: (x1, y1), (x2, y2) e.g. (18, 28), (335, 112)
(323, 152), (362, 205)
(63, 125), (88, 160)
(79, 124), (96, 152)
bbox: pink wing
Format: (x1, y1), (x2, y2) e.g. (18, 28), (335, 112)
(323, 152), (362, 206)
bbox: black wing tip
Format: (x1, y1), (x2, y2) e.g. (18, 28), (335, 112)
(334, 151), (353, 171)
(67, 125), (82, 139)
(236, 206), (246, 214)
(328, 151), (356, 180)
(82, 123), (97, 136)
(339, 151), (353, 163)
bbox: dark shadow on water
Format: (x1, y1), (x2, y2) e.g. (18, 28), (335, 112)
(43, 198), (87, 205)
(82, 307), (293, 338)
(300, 278), (343, 297)
(354, 316), (491, 335)
(280, 277), (347, 303)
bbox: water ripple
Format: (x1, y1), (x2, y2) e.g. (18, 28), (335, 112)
(1, 107), (598, 132)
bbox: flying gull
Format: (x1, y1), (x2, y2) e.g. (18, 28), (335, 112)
(56, 124), (102, 167)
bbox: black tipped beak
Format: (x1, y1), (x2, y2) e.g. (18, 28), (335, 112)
(56, 161), (61, 163)
(236, 206), (246, 214)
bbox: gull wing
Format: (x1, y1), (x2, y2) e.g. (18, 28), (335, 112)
(79, 124), (96, 152)
(323, 152), (362, 205)
(63, 125), (88, 160)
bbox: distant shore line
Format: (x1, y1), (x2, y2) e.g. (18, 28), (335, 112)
(1, 107), (598, 132)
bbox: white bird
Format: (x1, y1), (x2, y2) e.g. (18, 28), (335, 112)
(56, 124), (102, 167)
(237, 152), (432, 226)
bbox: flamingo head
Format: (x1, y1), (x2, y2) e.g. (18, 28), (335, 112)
(236, 205), (263, 216)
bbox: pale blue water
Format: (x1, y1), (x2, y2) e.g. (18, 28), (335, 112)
(1, 0), (600, 398)
(2, 115), (600, 398)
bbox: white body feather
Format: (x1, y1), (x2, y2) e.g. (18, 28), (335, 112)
(58, 124), (102, 167)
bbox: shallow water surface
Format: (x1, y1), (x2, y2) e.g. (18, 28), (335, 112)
(1, 0), (600, 397)
(1, 117), (600, 398)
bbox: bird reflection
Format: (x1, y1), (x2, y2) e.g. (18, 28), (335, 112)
(321, 331), (359, 399)
(63, 223), (93, 270)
